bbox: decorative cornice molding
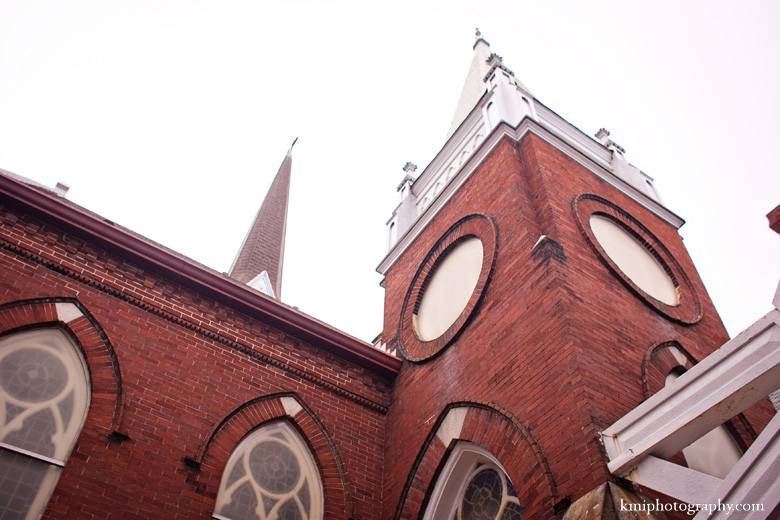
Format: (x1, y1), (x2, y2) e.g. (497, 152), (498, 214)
(0, 169), (400, 378)
(379, 112), (685, 277)
(0, 238), (390, 414)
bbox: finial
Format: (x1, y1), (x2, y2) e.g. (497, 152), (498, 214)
(595, 128), (625, 155)
(287, 137), (298, 156)
(397, 162), (417, 191)
(475, 27), (481, 39)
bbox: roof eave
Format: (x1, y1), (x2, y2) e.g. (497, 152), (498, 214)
(0, 171), (401, 378)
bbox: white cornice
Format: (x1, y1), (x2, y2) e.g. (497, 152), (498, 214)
(377, 118), (685, 276)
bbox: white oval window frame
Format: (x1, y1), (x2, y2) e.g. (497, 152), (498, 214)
(413, 237), (485, 342)
(589, 214), (679, 306)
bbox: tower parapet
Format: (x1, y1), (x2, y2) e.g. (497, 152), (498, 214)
(381, 33), (674, 275)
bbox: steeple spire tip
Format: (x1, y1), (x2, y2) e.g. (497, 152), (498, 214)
(229, 145), (293, 298)
(287, 137), (298, 157)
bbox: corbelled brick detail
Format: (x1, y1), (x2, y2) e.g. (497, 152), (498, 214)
(0, 200), (391, 519)
(229, 153), (292, 296)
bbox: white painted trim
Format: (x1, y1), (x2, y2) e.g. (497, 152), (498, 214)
(280, 396), (302, 418)
(695, 412), (780, 519)
(602, 309), (780, 476)
(247, 270), (275, 298)
(55, 302), (82, 324)
(435, 408), (467, 446)
(377, 118), (684, 276)
(0, 442), (65, 467)
(532, 234), (549, 251)
(422, 442), (514, 520)
(629, 455), (720, 505)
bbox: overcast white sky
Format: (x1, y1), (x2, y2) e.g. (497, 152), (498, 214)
(1, 1), (778, 342)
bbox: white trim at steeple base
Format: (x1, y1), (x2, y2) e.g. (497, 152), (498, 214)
(377, 118), (685, 276)
(247, 271), (275, 298)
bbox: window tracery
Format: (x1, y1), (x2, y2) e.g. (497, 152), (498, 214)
(424, 442), (523, 520)
(213, 421), (323, 520)
(456, 465), (522, 520)
(0, 328), (90, 520)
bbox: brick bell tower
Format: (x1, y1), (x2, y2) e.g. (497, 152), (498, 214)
(377, 32), (773, 519)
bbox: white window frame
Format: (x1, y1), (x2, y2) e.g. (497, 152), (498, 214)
(212, 420), (324, 520)
(423, 442), (520, 520)
(0, 327), (91, 520)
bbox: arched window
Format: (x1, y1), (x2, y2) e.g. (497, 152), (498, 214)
(0, 328), (91, 520)
(213, 421), (323, 520)
(424, 442), (523, 520)
(665, 370), (741, 478)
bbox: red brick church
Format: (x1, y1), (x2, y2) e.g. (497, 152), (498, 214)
(0, 33), (777, 520)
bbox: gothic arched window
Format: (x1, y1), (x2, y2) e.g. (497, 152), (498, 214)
(455, 465), (523, 520)
(424, 442), (523, 520)
(213, 421), (324, 520)
(0, 328), (91, 520)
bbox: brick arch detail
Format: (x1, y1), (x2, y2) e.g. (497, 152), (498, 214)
(194, 392), (352, 520)
(640, 340), (698, 398)
(572, 194), (702, 324)
(397, 214), (499, 362)
(0, 296), (124, 435)
(394, 402), (558, 520)
(640, 340), (756, 451)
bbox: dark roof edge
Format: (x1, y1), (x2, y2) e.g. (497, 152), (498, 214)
(0, 171), (401, 378)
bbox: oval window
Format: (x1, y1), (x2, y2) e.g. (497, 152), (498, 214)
(589, 215), (678, 306)
(414, 237), (484, 341)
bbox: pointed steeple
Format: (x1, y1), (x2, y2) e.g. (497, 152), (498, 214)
(447, 30), (530, 138)
(447, 29), (493, 136)
(229, 141), (295, 298)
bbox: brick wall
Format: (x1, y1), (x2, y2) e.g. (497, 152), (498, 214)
(0, 201), (392, 520)
(380, 133), (774, 519)
(1, 130), (772, 520)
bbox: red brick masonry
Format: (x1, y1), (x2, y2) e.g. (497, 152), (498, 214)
(0, 170), (397, 519)
(0, 130), (774, 520)
(380, 132), (774, 519)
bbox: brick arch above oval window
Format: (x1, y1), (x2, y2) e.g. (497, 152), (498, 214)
(573, 194), (702, 324)
(397, 214), (498, 362)
(640, 341), (699, 398)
